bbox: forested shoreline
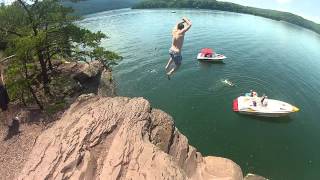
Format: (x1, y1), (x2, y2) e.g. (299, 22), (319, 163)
(133, 0), (320, 35)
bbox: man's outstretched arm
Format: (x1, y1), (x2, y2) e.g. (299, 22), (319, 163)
(180, 17), (192, 33)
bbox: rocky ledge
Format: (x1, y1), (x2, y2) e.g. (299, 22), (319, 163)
(18, 94), (244, 180)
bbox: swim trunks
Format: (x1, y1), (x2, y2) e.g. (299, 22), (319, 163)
(169, 49), (182, 65)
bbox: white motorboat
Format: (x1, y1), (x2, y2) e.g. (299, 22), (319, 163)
(233, 96), (299, 117)
(197, 48), (226, 62)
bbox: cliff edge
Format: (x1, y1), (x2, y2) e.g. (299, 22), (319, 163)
(18, 94), (243, 180)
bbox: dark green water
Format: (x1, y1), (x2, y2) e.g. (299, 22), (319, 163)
(80, 9), (320, 179)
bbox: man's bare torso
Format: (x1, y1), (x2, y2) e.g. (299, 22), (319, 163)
(171, 30), (185, 53)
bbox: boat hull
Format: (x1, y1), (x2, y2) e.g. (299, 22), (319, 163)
(238, 111), (291, 117)
(197, 53), (226, 61)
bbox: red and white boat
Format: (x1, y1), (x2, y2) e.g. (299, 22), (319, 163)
(197, 48), (227, 62)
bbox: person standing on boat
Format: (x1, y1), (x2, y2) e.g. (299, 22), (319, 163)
(165, 17), (192, 79)
(261, 95), (268, 106)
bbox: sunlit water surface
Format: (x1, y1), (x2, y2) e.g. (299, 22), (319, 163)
(80, 9), (320, 179)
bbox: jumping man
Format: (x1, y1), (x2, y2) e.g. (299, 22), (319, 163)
(165, 17), (192, 79)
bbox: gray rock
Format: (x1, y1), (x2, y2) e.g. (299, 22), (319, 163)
(59, 60), (115, 97)
(72, 61), (104, 84)
(98, 69), (116, 97)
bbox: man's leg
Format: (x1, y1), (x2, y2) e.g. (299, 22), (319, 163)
(165, 57), (173, 71)
(167, 55), (182, 76)
(167, 63), (181, 76)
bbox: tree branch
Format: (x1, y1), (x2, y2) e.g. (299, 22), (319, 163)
(0, 55), (16, 63)
(17, 0), (39, 36)
(0, 27), (23, 37)
(17, 0), (33, 23)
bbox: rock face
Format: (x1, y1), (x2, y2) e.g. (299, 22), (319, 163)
(58, 60), (116, 97)
(71, 61), (104, 93)
(98, 69), (116, 97)
(18, 95), (243, 180)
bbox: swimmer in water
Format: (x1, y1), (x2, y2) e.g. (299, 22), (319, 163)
(222, 79), (235, 87)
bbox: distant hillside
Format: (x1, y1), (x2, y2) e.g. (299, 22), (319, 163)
(133, 0), (320, 35)
(63, 0), (140, 15)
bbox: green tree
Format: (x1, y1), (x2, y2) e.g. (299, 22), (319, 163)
(0, 0), (121, 109)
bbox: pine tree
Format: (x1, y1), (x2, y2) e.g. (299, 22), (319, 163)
(0, 0), (121, 109)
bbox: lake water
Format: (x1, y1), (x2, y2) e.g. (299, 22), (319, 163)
(80, 9), (320, 179)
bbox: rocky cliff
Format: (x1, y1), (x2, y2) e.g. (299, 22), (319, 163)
(18, 94), (243, 180)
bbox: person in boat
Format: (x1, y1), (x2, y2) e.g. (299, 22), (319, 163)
(250, 90), (257, 97)
(204, 52), (212, 58)
(253, 100), (257, 107)
(165, 17), (192, 79)
(261, 95), (268, 106)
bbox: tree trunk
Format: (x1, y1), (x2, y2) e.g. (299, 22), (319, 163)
(48, 58), (53, 71)
(23, 57), (43, 110)
(28, 85), (43, 110)
(20, 90), (27, 107)
(46, 50), (53, 71)
(38, 51), (50, 95)
(45, 24), (53, 71)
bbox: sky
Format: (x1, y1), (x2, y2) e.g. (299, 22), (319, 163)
(220, 0), (320, 23)
(1, 0), (319, 23)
